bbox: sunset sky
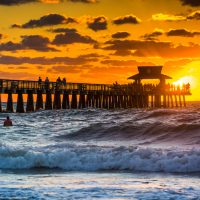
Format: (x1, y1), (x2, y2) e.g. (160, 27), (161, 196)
(0, 0), (200, 100)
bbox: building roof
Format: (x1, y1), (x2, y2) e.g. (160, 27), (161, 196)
(128, 66), (172, 80)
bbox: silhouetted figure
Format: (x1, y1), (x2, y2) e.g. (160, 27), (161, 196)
(45, 77), (50, 90)
(62, 78), (67, 88)
(38, 77), (42, 89)
(56, 77), (61, 83)
(4, 116), (12, 127)
(186, 83), (190, 92)
(56, 77), (62, 89)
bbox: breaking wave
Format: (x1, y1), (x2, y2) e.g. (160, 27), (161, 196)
(1, 102), (200, 173)
(0, 144), (200, 173)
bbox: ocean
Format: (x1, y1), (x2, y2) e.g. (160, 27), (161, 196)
(0, 102), (200, 199)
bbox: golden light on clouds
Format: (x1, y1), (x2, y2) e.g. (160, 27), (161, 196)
(152, 13), (185, 21)
(41, 0), (61, 3)
(0, 0), (200, 100)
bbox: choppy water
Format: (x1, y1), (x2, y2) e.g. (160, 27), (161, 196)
(0, 102), (200, 199)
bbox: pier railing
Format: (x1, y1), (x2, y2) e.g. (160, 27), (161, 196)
(0, 79), (113, 93)
(0, 78), (192, 112)
(0, 79), (191, 95)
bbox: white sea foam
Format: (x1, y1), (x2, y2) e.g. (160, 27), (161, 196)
(0, 144), (200, 173)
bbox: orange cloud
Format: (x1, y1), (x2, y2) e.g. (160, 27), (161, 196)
(152, 13), (185, 21)
(41, 0), (61, 3)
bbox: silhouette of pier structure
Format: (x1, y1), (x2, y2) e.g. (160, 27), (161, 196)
(0, 66), (191, 113)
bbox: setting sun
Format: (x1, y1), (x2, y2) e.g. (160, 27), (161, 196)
(172, 76), (194, 87)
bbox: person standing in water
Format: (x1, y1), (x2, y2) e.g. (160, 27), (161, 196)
(4, 116), (12, 126)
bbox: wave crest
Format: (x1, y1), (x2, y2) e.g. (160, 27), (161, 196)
(0, 144), (200, 173)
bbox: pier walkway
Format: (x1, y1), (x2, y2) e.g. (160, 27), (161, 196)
(0, 78), (191, 113)
(0, 66), (191, 112)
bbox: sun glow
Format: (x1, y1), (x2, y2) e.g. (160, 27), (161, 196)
(172, 76), (193, 88)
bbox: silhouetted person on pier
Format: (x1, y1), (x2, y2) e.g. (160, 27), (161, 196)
(56, 77), (62, 89)
(186, 83), (190, 92)
(4, 116), (12, 127)
(62, 78), (67, 88)
(45, 77), (50, 90)
(38, 77), (42, 89)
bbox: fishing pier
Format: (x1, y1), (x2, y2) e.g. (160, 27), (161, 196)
(0, 66), (191, 113)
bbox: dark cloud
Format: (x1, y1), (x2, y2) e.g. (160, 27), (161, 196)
(48, 28), (77, 33)
(68, 0), (97, 3)
(12, 14), (77, 28)
(112, 32), (130, 39)
(11, 24), (21, 28)
(87, 16), (107, 31)
(52, 31), (96, 45)
(187, 11), (200, 20)
(113, 15), (141, 25)
(166, 29), (200, 37)
(0, 35), (57, 52)
(0, 53), (99, 65)
(0, 34), (3, 39)
(180, 0), (200, 7)
(0, 0), (38, 6)
(0, 41), (23, 51)
(101, 59), (154, 67)
(103, 39), (200, 58)
(21, 35), (57, 51)
(104, 39), (171, 51)
(142, 30), (163, 40)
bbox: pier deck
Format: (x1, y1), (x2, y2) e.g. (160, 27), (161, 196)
(0, 78), (191, 113)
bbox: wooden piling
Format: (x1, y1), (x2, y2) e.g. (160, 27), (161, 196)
(62, 91), (69, 109)
(45, 91), (52, 110)
(94, 94), (99, 108)
(127, 95), (132, 108)
(179, 95), (182, 107)
(174, 95), (178, 107)
(122, 95), (127, 109)
(16, 91), (24, 113)
(0, 94), (2, 112)
(151, 95), (154, 108)
(155, 95), (161, 108)
(26, 91), (34, 112)
(103, 94), (108, 109)
(163, 95), (167, 108)
(87, 94), (92, 107)
(71, 93), (77, 109)
(79, 93), (86, 109)
(53, 90), (61, 109)
(99, 94), (103, 109)
(183, 95), (186, 107)
(6, 93), (14, 112)
(91, 94), (95, 108)
(36, 90), (43, 110)
(115, 95), (120, 108)
(170, 95), (174, 108)
(109, 95), (114, 109)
